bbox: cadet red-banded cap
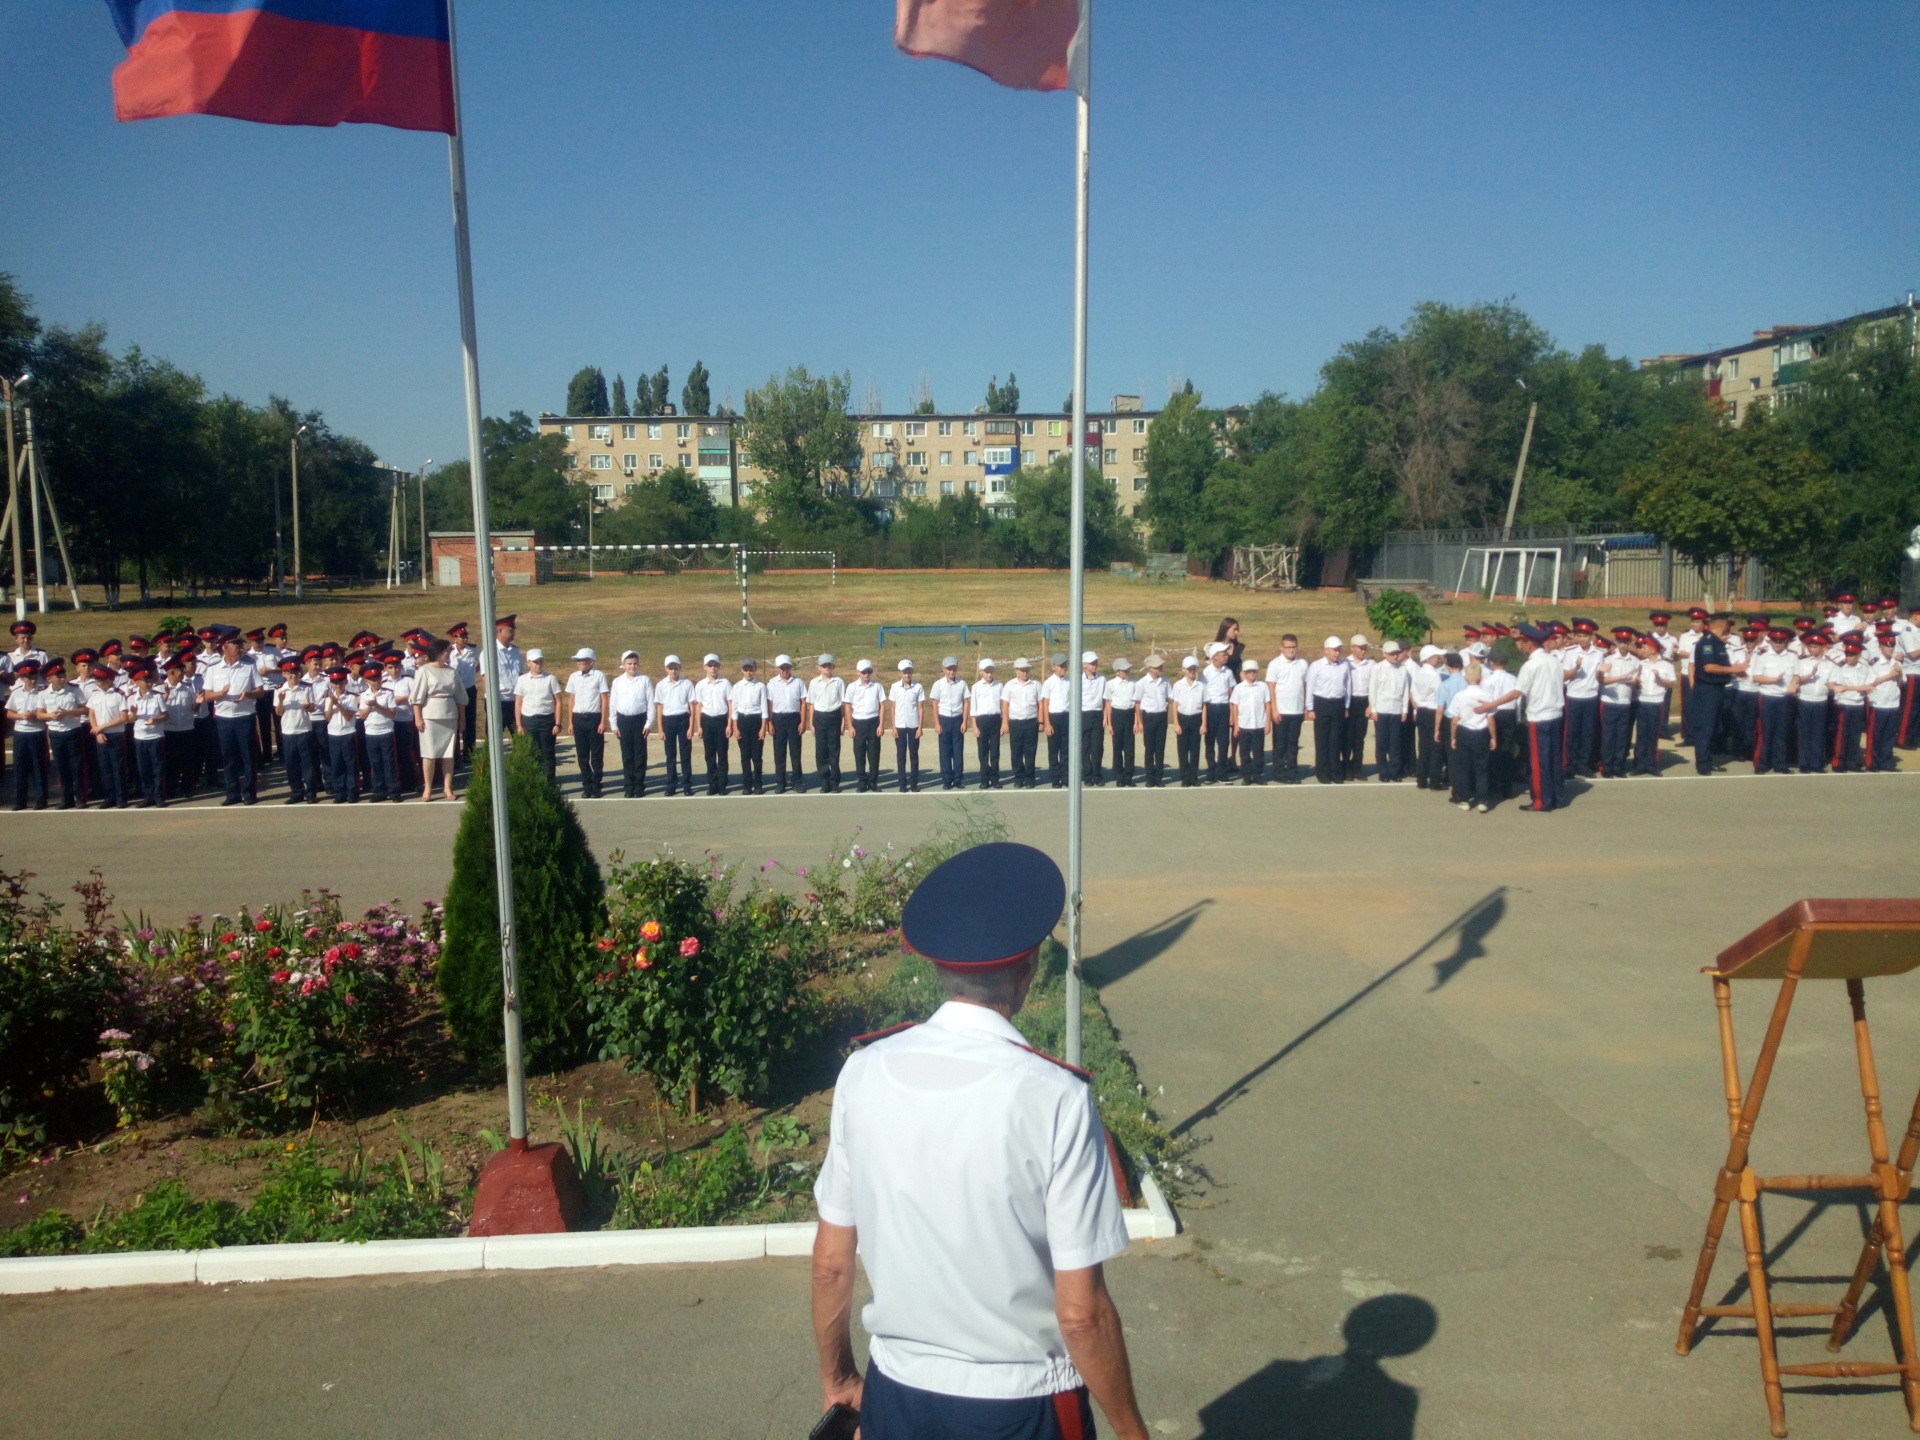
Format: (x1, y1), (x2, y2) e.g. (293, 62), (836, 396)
(100, 639), (122, 657)
(279, 657), (300, 672)
(1835, 591), (1857, 603)
(447, 621), (470, 636)
(327, 666), (349, 681)
(1841, 634), (1866, 650)
(72, 648), (98, 665)
(1769, 627), (1792, 642)
(89, 664), (114, 682)
(244, 627), (265, 641)
(496, 614), (518, 628)
(1648, 611), (1671, 623)
(902, 842), (1065, 969)
(1462, 625), (1481, 636)
(1571, 618), (1597, 633)
(1687, 607), (1709, 620)
(268, 623), (289, 638)
(12, 660), (40, 676)
(1611, 626), (1636, 641)
(128, 635), (150, 650)
(163, 655), (185, 670)
(10, 619), (36, 635)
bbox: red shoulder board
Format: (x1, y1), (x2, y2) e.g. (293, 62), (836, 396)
(850, 1021), (918, 1049)
(1019, 1044), (1092, 1081)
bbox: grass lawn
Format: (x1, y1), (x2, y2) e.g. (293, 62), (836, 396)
(16, 572), (1700, 673)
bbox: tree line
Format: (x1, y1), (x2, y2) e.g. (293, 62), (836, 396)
(1141, 299), (1919, 592)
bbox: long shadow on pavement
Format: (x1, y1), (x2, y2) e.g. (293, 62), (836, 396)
(1172, 889), (1506, 1138)
(1084, 900), (1213, 988)
(1195, 1293), (1438, 1439)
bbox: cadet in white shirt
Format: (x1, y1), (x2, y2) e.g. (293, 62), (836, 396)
(448, 621), (480, 760)
(127, 667), (169, 808)
(564, 648), (610, 798)
(609, 651), (656, 798)
(846, 659), (884, 793)
(1632, 633), (1676, 777)
(1561, 621), (1605, 778)
(1041, 654), (1073, 789)
(1445, 660), (1496, 813)
(1104, 657), (1138, 787)
(1788, 633), (1832, 773)
(1305, 638), (1349, 786)
(929, 656), (971, 791)
(1003, 657), (1043, 789)
(767, 655), (808, 794)
(1749, 628), (1796, 776)
(1171, 656), (1207, 787)
(733, 658), (769, 796)
(316, 667), (359, 803)
(887, 660), (926, 792)
(160, 655), (200, 800)
(691, 654), (735, 796)
(1366, 640), (1412, 782)
(359, 658), (401, 802)
(1898, 605), (1920, 747)
(1262, 635), (1308, 786)
(275, 656), (321, 804)
(805, 655), (847, 794)
(1342, 636), (1375, 781)
(1596, 628), (1641, 778)
(203, 637), (262, 806)
(38, 662), (89, 809)
(1828, 634), (1876, 772)
(655, 655), (695, 797)
(1135, 655), (1172, 788)
(968, 659), (1005, 789)
(6, 661), (49, 809)
(489, 614), (524, 745)
(1200, 642), (1235, 782)
(1409, 645), (1445, 791)
(513, 649), (564, 782)
(1229, 659), (1272, 785)
(1078, 652), (1108, 787)
(811, 844), (1144, 1440)
(1499, 625), (1568, 812)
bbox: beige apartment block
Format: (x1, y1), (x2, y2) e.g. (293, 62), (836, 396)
(538, 393), (1159, 517)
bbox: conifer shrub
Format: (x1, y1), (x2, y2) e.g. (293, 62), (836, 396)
(440, 743), (604, 1073)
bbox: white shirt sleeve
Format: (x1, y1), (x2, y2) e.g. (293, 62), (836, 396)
(1045, 1085), (1131, 1272)
(813, 1067), (857, 1228)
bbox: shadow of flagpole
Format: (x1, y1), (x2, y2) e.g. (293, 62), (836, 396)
(1171, 887), (1508, 1138)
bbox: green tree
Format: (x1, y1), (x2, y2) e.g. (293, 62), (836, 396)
(914, 394), (937, 415)
(565, 366), (610, 416)
(440, 741), (604, 1072)
(599, 466), (719, 544)
(610, 374), (628, 416)
(985, 373), (1021, 414)
(0, 272), (39, 384)
(682, 360), (711, 417)
(1139, 388), (1219, 552)
(1006, 456), (1137, 568)
(1624, 408), (1840, 582)
(647, 366), (670, 415)
(426, 411), (584, 540)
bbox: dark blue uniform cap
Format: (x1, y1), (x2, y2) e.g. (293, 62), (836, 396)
(901, 842), (1065, 968)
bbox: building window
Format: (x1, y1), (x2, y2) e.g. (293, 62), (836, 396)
(984, 447), (1013, 467)
(564, 454), (578, 469)
(1048, 420), (1063, 436)
(592, 483), (615, 501)
(1048, 449), (1062, 464)
(649, 453), (664, 470)
(871, 451), (896, 470)
(1103, 447), (1117, 465)
(1021, 449), (1035, 465)
(905, 421), (927, 437)
(907, 451), (928, 467)
(989, 478), (1008, 494)
(562, 424), (575, 440)
(905, 480), (926, 497)
(588, 453), (612, 470)
(940, 480), (954, 497)
(1133, 476), (1147, 492)
(966, 479), (979, 494)
(590, 425), (612, 441)
(676, 423), (691, 440)
(964, 449), (977, 466)
(623, 453), (638, 470)
(1727, 357), (1740, 380)
(938, 450), (953, 466)
(1020, 420), (1035, 435)
(1132, 418), (1146, 435)
(986, 419), (1015, 434)
(648, 423), (662, 439)
(1103, 418), (1119, 434)
(622, 424), (637, 439)
(964, 420), (978, 437)
(1132, 447), (1145, 463)
(872, 422), (893, 439)
(937, 420), (952, 436)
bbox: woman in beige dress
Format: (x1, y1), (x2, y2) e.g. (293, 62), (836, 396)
(412, 639), (463, 801)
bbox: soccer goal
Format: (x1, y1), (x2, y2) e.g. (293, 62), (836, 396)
(1455, 546), (1563, 605)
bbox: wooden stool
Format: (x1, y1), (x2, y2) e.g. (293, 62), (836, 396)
(1676, 898), (1920, 1437)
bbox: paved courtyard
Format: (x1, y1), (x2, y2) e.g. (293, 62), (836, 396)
(3, 770), (1918, 1438)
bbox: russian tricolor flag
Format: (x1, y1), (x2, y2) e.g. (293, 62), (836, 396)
(105, 1), (456, 133)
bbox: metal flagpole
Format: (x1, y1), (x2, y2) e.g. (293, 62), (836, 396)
(445, 0), (528, 1147)
(418, 463), (430, 590)
(1064, 5), (1091, 1069)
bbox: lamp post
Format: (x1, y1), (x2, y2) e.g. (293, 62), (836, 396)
(1501, 377), (1537, 543)
(419, 460), (431, 590)
(2, 371), (27, 622)
(290, 424), (308, 600)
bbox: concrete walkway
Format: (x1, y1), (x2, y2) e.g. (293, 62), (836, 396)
(4, 772), (1920, 1437)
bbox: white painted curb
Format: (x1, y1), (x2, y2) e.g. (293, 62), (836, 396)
(0, 1198), (1177, 1295)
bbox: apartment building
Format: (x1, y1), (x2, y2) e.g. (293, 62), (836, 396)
(1646, 296), (1919, 422)
(538, 393), (1159, 517)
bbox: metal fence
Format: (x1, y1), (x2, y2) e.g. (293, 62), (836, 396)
(1365, 527), (1807, 604)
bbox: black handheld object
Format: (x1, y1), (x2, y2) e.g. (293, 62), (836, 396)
(809, 1403), (859, 1440)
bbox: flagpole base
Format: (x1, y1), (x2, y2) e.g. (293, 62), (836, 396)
(467, 1138), (586, 1236)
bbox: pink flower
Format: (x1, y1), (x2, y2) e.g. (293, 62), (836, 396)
(266, 946), (283, 959)
(303, 926), (322, 940)
(798, 867), (808, 878)
(634, 951), (652, 972)
(226, 950), (242, 962)
(343, 994), (357, 1006)
(254, 919), (273, 933)
(272, 970), (291, 985)
(640, 920), (662, 943)
(337, 922), (354, 933)
(679, 936), (701, 959)
(595, 938), (615, 952)
(343, 943), (362, 960)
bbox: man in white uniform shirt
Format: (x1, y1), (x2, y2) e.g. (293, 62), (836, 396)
(1342, 636), (1375, 781)
(1003, 658), (1042, 790)
(1366, 640), (1412, 782)
(811, 843), (1147, 1440)
(1200, 642), (1235, 783)
(1560, 620), (1604, 779)
(1078, 652), (1108, 787)
(692, 654), (734, 797)
(490, 614), (524, 746)
(804, 655), (847, 794)
(887, 660), (926, 793)
(7, 661), (49, 810)
(1263, 635), (1308, 785)
(1229, 659), (1272, 785)
(655, 655), (695, 797)
(564, 648), (610, 798)
(609, 651), (655, 798)
(512, 649), (564, 782)
(925, 656), (969, 791)
(1306, 638), (1350, 786)
(969, 658), (1005, 790)
(1487, 625), (1567, 812)
(275, 655), (320, 804)
(448, 621), (480, 760)
(359, 658), (400, 802)
(1135, 655), (1172, 788)
(1409, 645), (1445, 791)
(1041, 655), (1073, 789)
(203, 636), (262, 806)
(1749, 628), (1796, 776)
(1632, 632), (1676, 777)
(1170, 656), (1206, 787)
(732, 658), (769, 795)
(1103, 657), (1138, 787)
(847, 659), (884, 793)
(767, 655), (808, 794)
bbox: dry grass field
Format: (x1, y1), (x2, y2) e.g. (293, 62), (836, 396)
(13, 571), (1697, 671)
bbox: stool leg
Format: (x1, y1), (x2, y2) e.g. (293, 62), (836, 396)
(1738, 1174), (1788, 1438)
(1830, 1076), (1920, 1351)
(1678, 1194), (1735, 1356)
(1680, 978), (1750, 1355)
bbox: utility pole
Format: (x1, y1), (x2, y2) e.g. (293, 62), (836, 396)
(419, 461), (431, 590)
(273, 444), (285, 597)
(291, 424), (308, 599)
(2, 372), (25, 623)
(1501, 382), (1538, 542)
(24, 405), (47, 613)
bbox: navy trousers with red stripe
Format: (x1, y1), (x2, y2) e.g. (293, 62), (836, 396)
(1754, 695), (1793, 775)
(860, 1363), (1094, 1440)
(1525, 717), (1566, 811)
(1899, 676), (1916, 747)
(1833, 705), (1866, 773)
(1869, 706), (1899, 771)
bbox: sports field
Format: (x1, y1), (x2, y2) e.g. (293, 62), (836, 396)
(18, 572), (1692, 668)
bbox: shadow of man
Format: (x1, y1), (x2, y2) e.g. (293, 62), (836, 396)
(1195, 1294), (1437, 1440)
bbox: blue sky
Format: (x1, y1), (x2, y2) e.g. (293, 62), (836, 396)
(1, 2), (1915, 467)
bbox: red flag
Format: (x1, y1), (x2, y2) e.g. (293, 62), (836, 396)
(896, 0), (1088, 96)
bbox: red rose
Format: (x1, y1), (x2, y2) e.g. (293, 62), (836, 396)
(254, 919), (273, 933)
(271, 970), (291, 985)
(679, 936), (701, 959)
(220, 932), (236, 944)
(266, 946), (283, 959)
